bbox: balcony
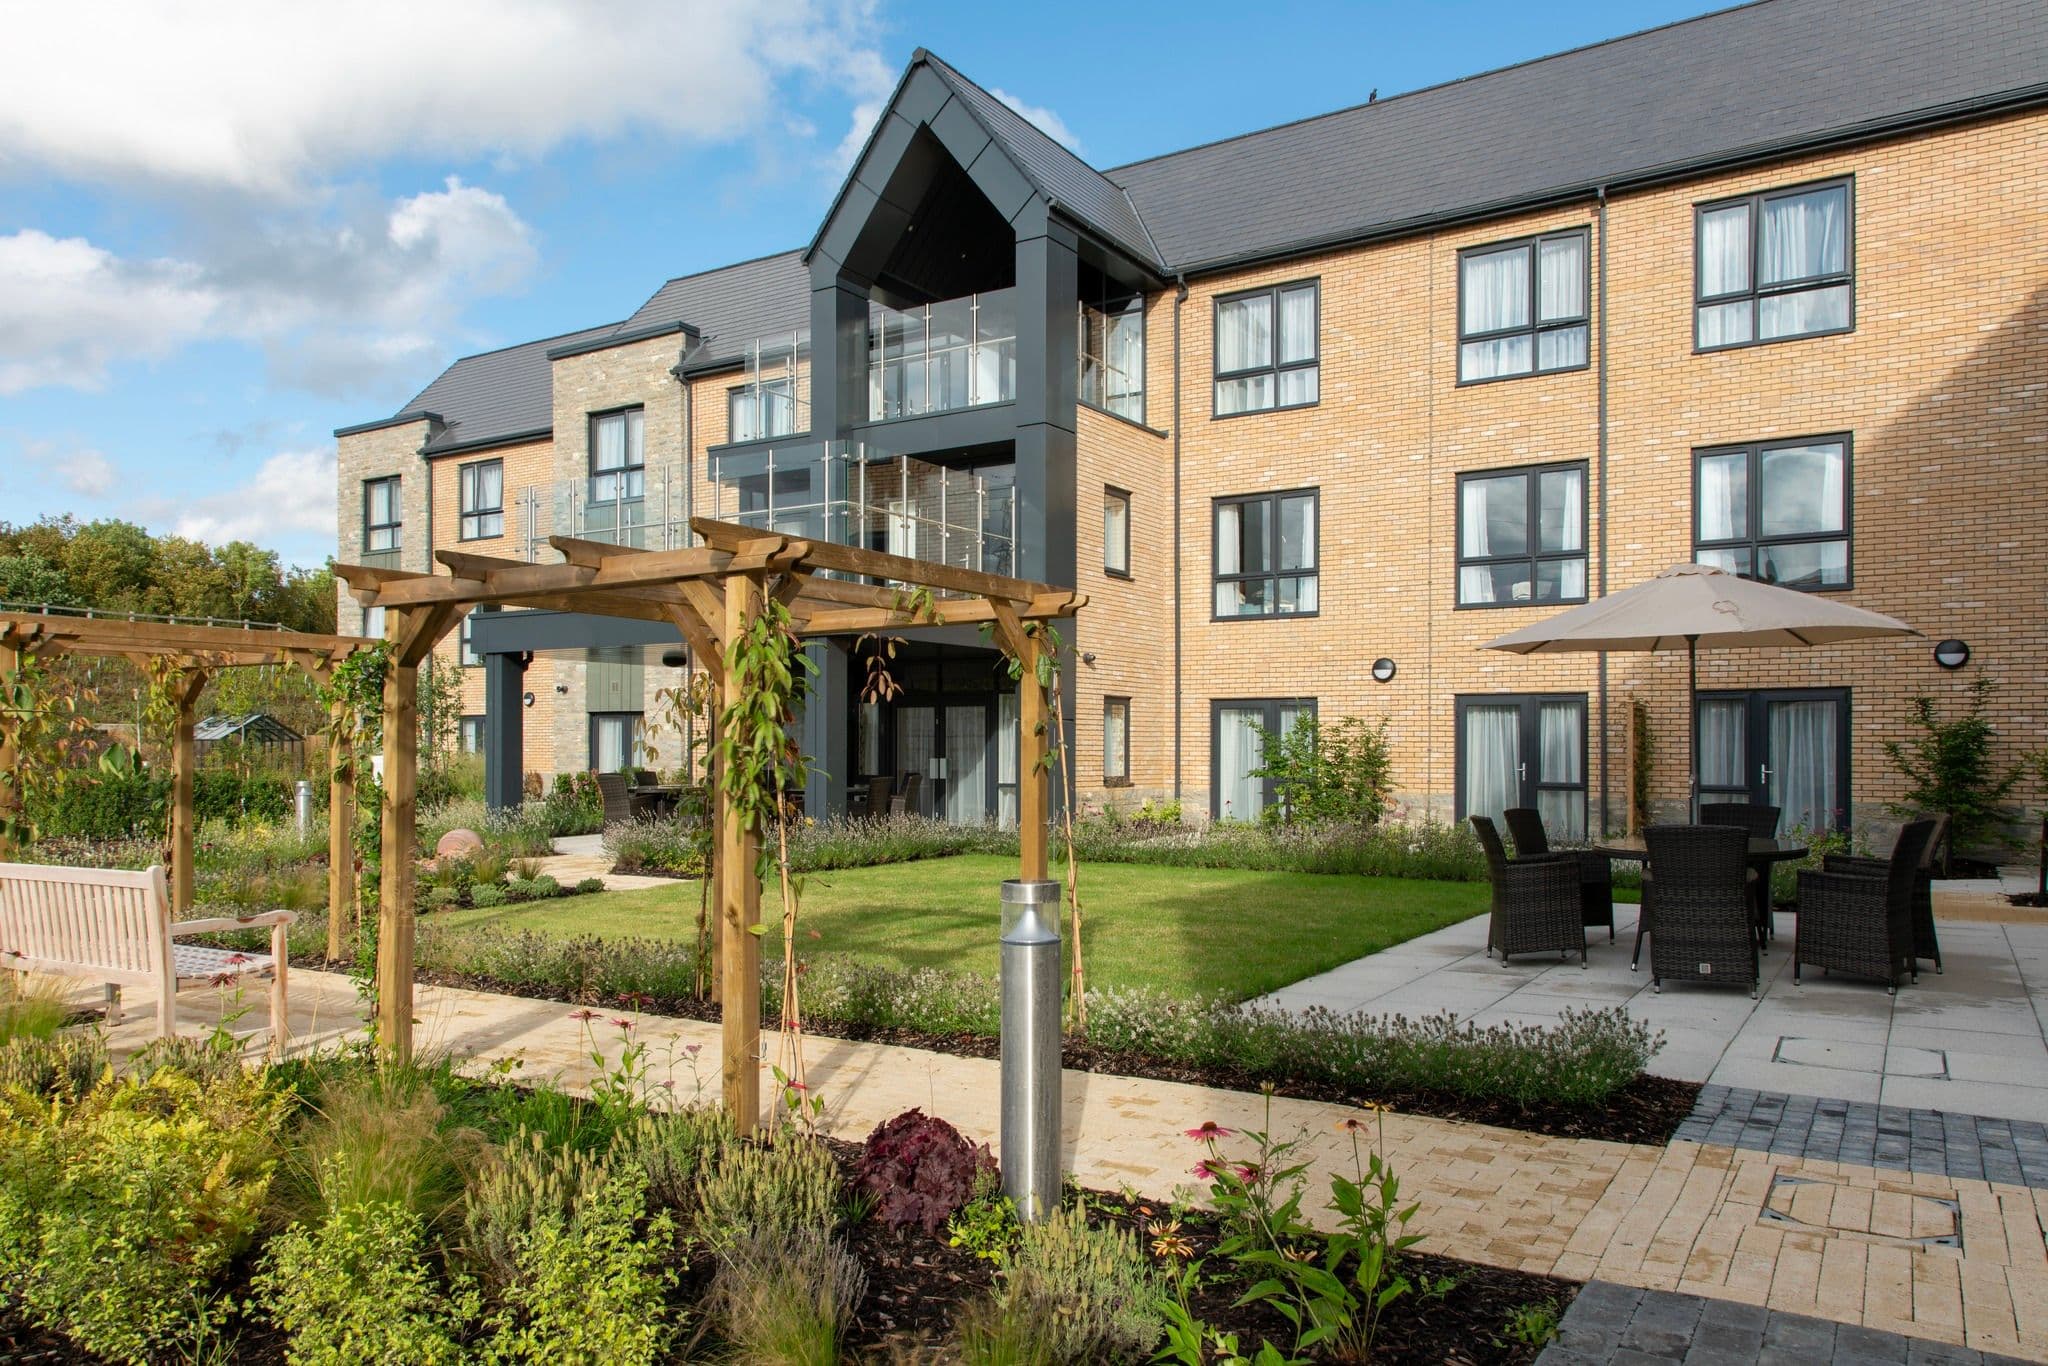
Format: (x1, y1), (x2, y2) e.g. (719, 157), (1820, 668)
(868, 289), (1016, 422)
(358, 547), (403, 571)
(710, 440), (1017, 582)
(508, 467), (695, 558)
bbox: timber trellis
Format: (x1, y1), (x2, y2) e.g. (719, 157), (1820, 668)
(337, 516), (1084, 1134)
(0, 612), (379, 961)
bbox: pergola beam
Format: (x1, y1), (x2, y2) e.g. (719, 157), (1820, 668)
(692, 517), (1060, 604)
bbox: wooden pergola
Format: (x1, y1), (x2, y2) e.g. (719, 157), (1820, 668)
(337, 516), (1084, 1132)
(0, 613), (379, 958)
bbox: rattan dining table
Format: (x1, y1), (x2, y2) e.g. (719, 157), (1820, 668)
(1591, 833), (1809, 950)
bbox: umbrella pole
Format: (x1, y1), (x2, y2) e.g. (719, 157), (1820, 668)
(1687, 634), (1699, 821)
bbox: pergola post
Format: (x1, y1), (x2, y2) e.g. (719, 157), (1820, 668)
(169, 667), (208, 917)
(719, 572), (764, 1134)
(1016, 631), (1049, 882)
(327, 698), (356, 961)
(379, 610), (421, 1061)
(0, 633), (20, 860)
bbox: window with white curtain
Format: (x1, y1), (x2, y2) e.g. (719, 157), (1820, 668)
(1695, 179), (1852, 350)
(1103, 697), (1129, 785)
(459, 716), (486, 754)
(588, 408), (645, 501)
(590, 712), (643, 774)
(1456, 463), (1588, 607)
(1212, 698), (1314, 821)
(728, 380), (796, 443)
(1080, 293), (1146, 422)
(1103, 487), (1130, 577)
(1213, 281), (1318, 416)
(1696, 690), (1849, 834)
(1694, 436), (1850, 589)
(459, 612), (480, 666)
(363, 476), (401, 554)
(1456, 694), (1587, 839)
(458, 459), (503, 540)
(1214, 490), (1318, 618)
(1458, 229), (1590, 382)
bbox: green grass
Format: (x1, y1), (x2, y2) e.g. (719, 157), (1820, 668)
(438, 854), (1486, 1001)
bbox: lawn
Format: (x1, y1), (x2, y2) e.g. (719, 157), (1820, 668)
(441, 854), (1487, 1001)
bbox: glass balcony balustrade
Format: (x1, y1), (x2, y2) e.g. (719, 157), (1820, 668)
(868, 289), (1017, 421)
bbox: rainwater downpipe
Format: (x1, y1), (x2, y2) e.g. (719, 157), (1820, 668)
(1171, 276), (1188, 805)
(1595, 185), (1612, 835)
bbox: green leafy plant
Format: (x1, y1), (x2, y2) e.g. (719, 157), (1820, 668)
(0, 1029), (108, 1098)
(1252, 715), (1395, 827)
(1004, 1203), (1164, 1363)
(1885, 676), (2022, 861)
(1154, 1261), (1301, 1366)
(948, 1165), (1022, 1263)
(619, 1104), (733, 1212)
(282, 1067), (477, 1233)
(855, 1106), (996, 1234)
(1500, 1298), (1562, 1349)
(695, 1128), (841, 1251)
(251, 1198), (478, 1366)
(0, 973), (71, 1044)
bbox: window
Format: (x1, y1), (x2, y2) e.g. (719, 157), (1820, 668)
(1213, 281), (1318, 416)
(1696, 179), (1852, 350)
(459, 716), (486, 754)
(588, 408), (645, 502)
(1456, 694), (1587, 839)
(1697, 689), (1849, 833)
(1694, 436), (1850, 589)
(1458, 229), (1589, 382)
(459, 612), (480, 666)
(1103, 697), (1130, 786)
(1212, 698), (1315, 821)
(1080, 293), (1145, 422)
(362, 605), (385, 639)
(363, 476), (401, 553)
(459, 459), (503, 540)
(729, 379), (796, 443)
(1102, 487), (1131, 577)
(1214, 490), (1318, 618)
(1457, 463), (1588, 607)
(589, 712), (643, 774)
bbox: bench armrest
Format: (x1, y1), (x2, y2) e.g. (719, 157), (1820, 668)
(170, 910), (298, 936)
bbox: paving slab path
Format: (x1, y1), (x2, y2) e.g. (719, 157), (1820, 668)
(78, 968), (2048, 1359)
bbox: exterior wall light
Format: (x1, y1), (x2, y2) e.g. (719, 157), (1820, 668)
(661, 649), (688, 668)
(521, 692), (535, 707)
(1933, 639), (1971, 670)
(1081, 652), (1098, 665)
(1371, 657), (1397, 683)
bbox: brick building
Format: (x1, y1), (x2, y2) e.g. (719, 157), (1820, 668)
(334, 0), (2048, 839)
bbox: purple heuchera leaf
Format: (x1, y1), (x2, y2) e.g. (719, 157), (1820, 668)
(853, 1108), (997, 1234)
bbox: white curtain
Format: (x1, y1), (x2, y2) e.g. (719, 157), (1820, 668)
(1278, 287), (1316, 364)
(1537, 701), (1585, 839)
(1103, 702), (1127, 781)
(944, 705), (986, 825)
(1761, 187), (1845, 285)
(1216, 296), (1272, 373)
(1769, 701), (1837, 835)
(594, 413), (626, 472)
(1697, 699), (1747, 791)
(1103, 492), (1129, 573)
(1459, 480), (1496, 604)
(1697, 204), (1753, 347)
(1697, 453), (1744, 543)
(1216, 707), (1265, 821)
(1543, 469), (1583, 552)
(1462, 704), (1520, 830)
(996, 692), (1019, 830)
(1460, 245), (1530, 380)
(1538, 236), (1585, 321)
(896, 706), (935, 818)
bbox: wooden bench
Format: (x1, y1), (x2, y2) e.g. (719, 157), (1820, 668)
(0, 862), (294, 1059)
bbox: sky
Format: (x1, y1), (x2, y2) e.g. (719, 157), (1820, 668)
(0, 0), (1723, 570)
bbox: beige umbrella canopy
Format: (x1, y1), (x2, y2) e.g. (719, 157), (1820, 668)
(1481, 562), (1919, 809)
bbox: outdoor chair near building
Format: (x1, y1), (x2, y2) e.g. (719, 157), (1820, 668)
(889, 772), (923, 818)
(1503, 806), (1616, 942)
(865, 776), (894, 818)
(1640, 824), (1758, 996)
(1470, 816), (1587, 967)
(595, 772), (632, 826)
(1795, 817), (1940, 993)
(1701, 802), (1783, 838)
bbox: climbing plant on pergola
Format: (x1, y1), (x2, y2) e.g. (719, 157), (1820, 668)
(0, 612), (379, 953)
(336, 516), (1084, 1134)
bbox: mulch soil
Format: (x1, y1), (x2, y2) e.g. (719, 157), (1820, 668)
(330, 957), (1701, 1146)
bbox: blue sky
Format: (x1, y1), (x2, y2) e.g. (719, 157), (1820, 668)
(0, 0), (1719, 569)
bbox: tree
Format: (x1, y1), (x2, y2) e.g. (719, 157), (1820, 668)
(0, 551), (77, 607)
(1884, 676), (2023, 860)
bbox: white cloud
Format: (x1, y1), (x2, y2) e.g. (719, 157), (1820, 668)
(0, 1), (889, 197)
(990, 89), (1082, 153)
(61, 449), (117, 498)
(0, 178), (539, 398)
(156, 449), (339, 546)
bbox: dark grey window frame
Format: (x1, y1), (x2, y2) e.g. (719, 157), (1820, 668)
(727, 378), (795, 444)
(1209, 696), (1317, 821)
(1080, 290), (1147, 425)
(1695, 686), (1852, 833)
(459, 715), (486, 754)
(1452, 692), (1589, 829)
(588, 710), (644, 774)
(1103, 695), (1131, 787)
(458, 612), (480, 667)
(1455, 228), (1592, 385)
(1692, 433), (1853, 592)
(1211, 279), (1320, 419)
(587, 406), (646, 500)
(1693, 176), (1855, 354)
(1454, 461), (1590, 610)
(1211, 488), (1320, 622)
(458, 458), (503, 541)
(1103, 485), (1132, 579)
(362, 475), (401, 554)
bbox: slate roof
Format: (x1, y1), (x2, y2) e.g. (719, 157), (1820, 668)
(620, 249), (812, 372)
(1107, 0), (2048, 273)
(351, 321), (620, 453)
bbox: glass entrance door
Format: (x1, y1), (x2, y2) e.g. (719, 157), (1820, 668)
(1456, 694), (1587, 838)
(895, 705), (935, 817)
(943, 704), (989, 825)
(1696, 689), (1849, 833)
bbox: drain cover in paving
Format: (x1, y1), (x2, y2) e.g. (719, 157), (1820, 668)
(1886, 1045), (1949, 1077)
(1761, 1173), (1961, 1250)
(1772, 1036), (1887, 1071)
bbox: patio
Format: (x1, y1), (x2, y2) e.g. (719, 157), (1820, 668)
(1261, 887), (2048, 1121)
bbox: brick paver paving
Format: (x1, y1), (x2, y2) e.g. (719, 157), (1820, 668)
(85, 970), (2048, 1359)
(1678, 1086), (2048, 1189)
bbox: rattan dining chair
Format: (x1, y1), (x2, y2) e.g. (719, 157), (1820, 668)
(1700, 802), (1782, 838)
(1503, 806), (1615, 942)
(1795, 818), (1938, 993)
(1641, 823), (1759, 996)
(1471, 816), (1587, 966)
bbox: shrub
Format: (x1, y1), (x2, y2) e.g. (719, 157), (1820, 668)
(952, 1287), (1060, 1366)
(947, 1166), (1021, 1264)
(575, 876), (606, 895)
(619, 1105), (733, 1213)
(0, 975), (71, 1044)
(1252, 715), (1395, 826)
(0, 1030), (107, 1098)
(696, 1129), (841, 1251)
(542, 773), (605, 838)
(0, 1065), (284, 1363)
(284, 1069), (476, 1233)
(854, 1108), (997, 1234)
(1005, 1205), (1163, 1363)
(471, 883), (510, 908)
(427, 884), (464, 910)
(507, 874), (560, 901)
(1070, 817), (1485, 882)
(1886, 676), (2023, 857)
(604, 815), (708, 877)
(710, 1229), (866, 1366)
(462, 1129), (610, 1293)
(251, 1200), (476, 1366)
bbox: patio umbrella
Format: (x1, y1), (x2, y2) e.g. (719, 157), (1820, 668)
(1480, 562), (1918, 810)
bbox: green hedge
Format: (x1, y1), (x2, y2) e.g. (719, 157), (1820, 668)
(31, 770), (299, 839)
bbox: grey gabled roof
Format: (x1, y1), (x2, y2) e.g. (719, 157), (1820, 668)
(1108, 0), (2048, 274)
(916, 51), (1163, 272)
(395, 321), (622, 455)
(619, 249), (811, 373)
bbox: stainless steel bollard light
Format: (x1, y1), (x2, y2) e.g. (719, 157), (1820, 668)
(1000, 878), (1063, 1222)
(295, 779), (313, 837)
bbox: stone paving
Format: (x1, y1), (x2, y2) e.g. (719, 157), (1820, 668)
(1259, 904), (2048, 1122)
(73, 967), (2048, 1359)
(1678, 1087), (2048, 1190)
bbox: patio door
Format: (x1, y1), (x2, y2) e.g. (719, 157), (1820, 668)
(895, 705), (935, 816)
(1455, 694), (1587, 839)
(1696, 689), (1849, 834)
(1212, 698), (1315, 821)
(943, 704), (989, 825)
